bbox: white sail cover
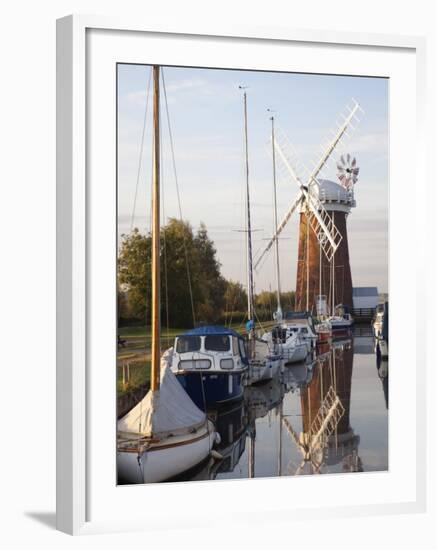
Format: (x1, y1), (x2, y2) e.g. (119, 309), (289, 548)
(117, 349), (206, 438)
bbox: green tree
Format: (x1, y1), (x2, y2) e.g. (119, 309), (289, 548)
(224, 280), (247, 314)
(118, 219), (227, 328)
(118, 228), (151, 322)
(194, 222), (227, 322)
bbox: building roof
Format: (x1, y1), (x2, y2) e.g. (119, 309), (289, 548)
(180, 325), (242, 338)
(353, 287), (379, 297)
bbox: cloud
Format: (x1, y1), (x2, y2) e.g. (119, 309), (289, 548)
(165, 78), (208, 94)
(125, 89), (149, 106)
(124, 78), (210, 107)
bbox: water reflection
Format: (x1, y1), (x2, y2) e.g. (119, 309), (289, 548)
(179, 327), (388, 481)
(290, 339), (361, 474)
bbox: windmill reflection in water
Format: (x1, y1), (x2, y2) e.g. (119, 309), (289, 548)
(280, 339), (362, 476)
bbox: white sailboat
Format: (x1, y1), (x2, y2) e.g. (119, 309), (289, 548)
(240, 89), (281, 385)
(117, 66), (217, 484)
(260, 114), (308, 365)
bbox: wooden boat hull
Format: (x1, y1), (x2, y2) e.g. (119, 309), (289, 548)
(117, 421), (216, 484)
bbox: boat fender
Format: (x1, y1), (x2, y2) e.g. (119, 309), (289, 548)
(214, 432), (221, 446)
(210, 450), (224, 461)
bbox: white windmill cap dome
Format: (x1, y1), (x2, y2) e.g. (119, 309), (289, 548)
(306, 178), (356, 213)
(314, 178), (355, 205)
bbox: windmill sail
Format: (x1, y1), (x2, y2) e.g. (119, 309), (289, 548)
(255, 99), (363, 269)
(254, 193), (303, 271)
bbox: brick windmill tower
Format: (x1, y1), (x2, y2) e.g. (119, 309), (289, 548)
(255, 100), (362, 316)
(295, 157), (359, 313)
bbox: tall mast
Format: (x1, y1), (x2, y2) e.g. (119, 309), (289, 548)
(150, 65), (161, 393)
(248, 426), (255, 478)
(270, 115), (282, 322)
(306, 214), (309, 311)
(331, 212), (335, 315)
(278, 402), (283, 476)
(242, 90), (255, 342)
(319, 233), (322, 318)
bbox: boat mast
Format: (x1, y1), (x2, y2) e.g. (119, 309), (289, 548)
(242, 89), (255, 346)
(248, 426), (255, 478)
(150, 65), (161, 393)
(319, 233), (322, 319)
(306, 215), (309, 311)
(278, 401), (283, 476)
(331, 212), (335, 316)
(270, 115), (282, 322)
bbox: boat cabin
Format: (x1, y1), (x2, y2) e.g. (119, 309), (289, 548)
(172, 326), (248, 372)
(282, 311), (316, 335)
(272, 324), (312, 344)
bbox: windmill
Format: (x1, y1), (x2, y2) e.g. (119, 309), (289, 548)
(254, 100), (363, 313)
(282, 385), (345, 475)
(280, 341), (362, 475)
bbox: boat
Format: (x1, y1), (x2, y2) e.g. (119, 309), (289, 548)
(246, 340), (282, 384)
(327, 302), (354, 333)
(259, 114), (309, 366)
(315, 320), (332, 345)
(239, 89), (281, 385)
(117, 351), (218, 483)
(375, 302), (389, 359)
(373, 302), (385, 337)
(280, 358), (315, 393)
(170, 325), (248, 410)
(279, 311), (317, 354)
(117, 66), (218, 484)
(169, 400), (248, 481)
(329, 313), (354, 332)
(263, 324), (308, 364)
(244, 377), (283, 421)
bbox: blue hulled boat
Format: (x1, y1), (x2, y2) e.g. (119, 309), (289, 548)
(170, 326), (249, 410)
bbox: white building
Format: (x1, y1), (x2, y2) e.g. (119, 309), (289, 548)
(352, 287), (379, 310)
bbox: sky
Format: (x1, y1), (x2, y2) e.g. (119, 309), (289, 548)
(117, 64), (389, 294)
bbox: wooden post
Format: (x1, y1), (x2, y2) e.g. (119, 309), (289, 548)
(150, 65), (161, 393)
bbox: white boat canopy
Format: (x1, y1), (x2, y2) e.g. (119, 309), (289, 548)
(117, 350), (207, 438)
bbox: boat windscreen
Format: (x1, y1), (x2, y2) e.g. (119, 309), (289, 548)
(204, 334), (230, 352)
(176, 336), (201, 353)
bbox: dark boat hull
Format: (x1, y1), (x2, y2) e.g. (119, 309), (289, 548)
(175, 370), (246, 411)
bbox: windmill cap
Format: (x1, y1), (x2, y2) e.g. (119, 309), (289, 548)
(314, 178), (355, 206)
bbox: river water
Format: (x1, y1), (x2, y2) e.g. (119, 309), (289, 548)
(179, 326), (388, 481)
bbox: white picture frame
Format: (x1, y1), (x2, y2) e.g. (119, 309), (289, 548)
(56, 14), (427, 535)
